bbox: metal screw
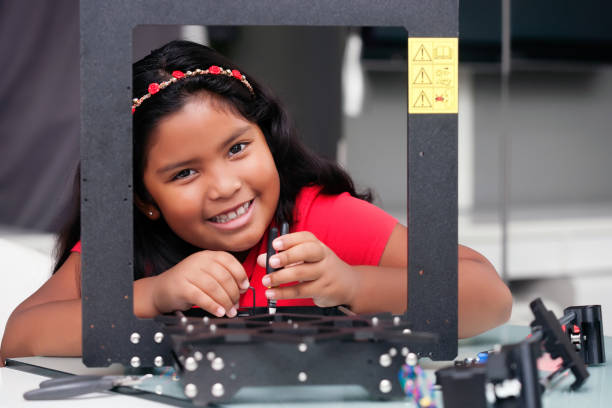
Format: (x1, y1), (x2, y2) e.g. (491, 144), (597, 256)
(211, 357), (224, 371)
(206, 351), (216, 361)
(211, 383), (224, 398)
(298, 372), (307, 382)
(186, 324), (194, 333)
(298, 343), (308, 352)
(379, 353), (392, 367)
(406, 352), (418, 366)
(293, 323), (299, 329)
(379, 379), (392, 393)
(130, 332), (141, 344)
(402, 328), (412, 334)
(153, 332), (164, 343)
(130, 356), (141, 368)
(371, 317), (379, 326)
(203, 316), (210, 324)
(401, 347), (409, 356)
(154, 356), (164, 367)
(184, 383), (198, 398)
(393, 316), (401, 326)
(194, 351), (204, 361)
(180, 316), (188, 324)
(185, 356), (198, 371)
(389, 347), (397, 357)
(210, 324), (217, 332)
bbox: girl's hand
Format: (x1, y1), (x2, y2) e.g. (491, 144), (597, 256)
(150, 251), (250, 318)
(256, 231), (357, 308)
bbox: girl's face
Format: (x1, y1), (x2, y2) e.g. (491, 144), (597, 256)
(142, 95), (280, 253)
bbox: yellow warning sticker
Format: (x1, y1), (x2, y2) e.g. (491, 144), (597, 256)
(408, 38), (458, 114)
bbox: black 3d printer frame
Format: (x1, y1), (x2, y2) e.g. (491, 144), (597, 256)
(80, 0), (459, 367)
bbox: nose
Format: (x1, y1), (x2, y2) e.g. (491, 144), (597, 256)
(206, 167), (242, 201)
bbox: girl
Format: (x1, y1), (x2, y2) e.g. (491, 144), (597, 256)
(0, 41), (512, 363)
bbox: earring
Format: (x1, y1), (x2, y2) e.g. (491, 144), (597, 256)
(148, 210), (154, 216)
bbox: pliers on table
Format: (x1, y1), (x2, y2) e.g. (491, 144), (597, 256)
(23, 374), (151, 400)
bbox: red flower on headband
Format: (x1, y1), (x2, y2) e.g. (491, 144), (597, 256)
(232, 69), (242, 79)
(209, 65), (221, 74)
(148, 83), (160, 94)
(172, 70), (185, 79)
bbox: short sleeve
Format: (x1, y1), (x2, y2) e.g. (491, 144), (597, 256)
(301, 191), (398, 266)
(71, 241), (81, 253)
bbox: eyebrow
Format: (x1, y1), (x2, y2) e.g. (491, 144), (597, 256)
(156, 126), (252, 175)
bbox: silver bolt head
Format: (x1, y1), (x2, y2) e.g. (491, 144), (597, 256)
(185, 356), (198, 371)
(206, 351), (216, 361)
(401, 347), (410, 356)
(393, 316), (401, 326)
(154, 332), (164, 343)
(211, 383), (225, 398)
(186, 324), (194, 333)
(130, 356), (141, 368)
(154, 356), (164, 367)
(194, 351), (204, 361)
(371, 317), (379, 326)
(184, 383), (198, 398)
(298, 372), (307, 382)
(379, 379), (392, 393)
(389, 347), (397, 357)
(130, 332), (141, 344)
(298, 343), (308, 352)
(406, 352), (418, 366)
(379, 353), (392, 367)
(203, 316), (210, 324)
(211, 356), (225, 371)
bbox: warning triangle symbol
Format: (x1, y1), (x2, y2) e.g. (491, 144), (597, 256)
(413, 45), (432, 61)
(413, 68), (432, 84)
(413, 91), (432, 108)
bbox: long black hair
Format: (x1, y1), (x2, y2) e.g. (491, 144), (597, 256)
(54, 40), (371, 278)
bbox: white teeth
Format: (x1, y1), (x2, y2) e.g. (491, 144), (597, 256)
(210, 200), (251, 223)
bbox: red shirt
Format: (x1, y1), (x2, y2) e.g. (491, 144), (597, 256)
(72, 185), (398, 308)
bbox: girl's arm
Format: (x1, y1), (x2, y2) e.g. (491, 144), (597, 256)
(0, 252), (83, 364)
(350, 223), (513, 338)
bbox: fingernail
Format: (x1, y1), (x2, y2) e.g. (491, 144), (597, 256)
(265, 290), (275, 299)
(272, 239), (283, 250)
(216, 307), (225, 317)
(269, 256), (280, 268)
(228, 307), (237, 317)
(241, 280), (250, 289)
(262, 275), (271, 287)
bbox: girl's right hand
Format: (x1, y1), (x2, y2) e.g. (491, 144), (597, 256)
(150, 251), (250, 318)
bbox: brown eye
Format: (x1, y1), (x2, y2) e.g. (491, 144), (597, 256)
(228, 142), (248, 157)
(173, 169), (195, 180)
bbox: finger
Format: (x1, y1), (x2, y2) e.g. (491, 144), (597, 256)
(265, 281), (317, 300)
(271, 231), (317, 251)
(186, 286), (227, 317)
(262, 263), (318, 287)
(188, 269), (236, 317)
(268, 241), (325, 268)
(211, 251), (250, 291)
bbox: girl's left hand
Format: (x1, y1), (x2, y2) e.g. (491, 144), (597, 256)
(256, 231), (357, 308)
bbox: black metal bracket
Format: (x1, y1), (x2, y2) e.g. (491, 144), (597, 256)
(158, 311), (437, 405)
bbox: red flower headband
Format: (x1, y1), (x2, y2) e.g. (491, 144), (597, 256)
(132, 66), (254, 113)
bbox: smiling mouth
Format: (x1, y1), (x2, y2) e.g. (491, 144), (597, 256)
(208, 200), (254, 224)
